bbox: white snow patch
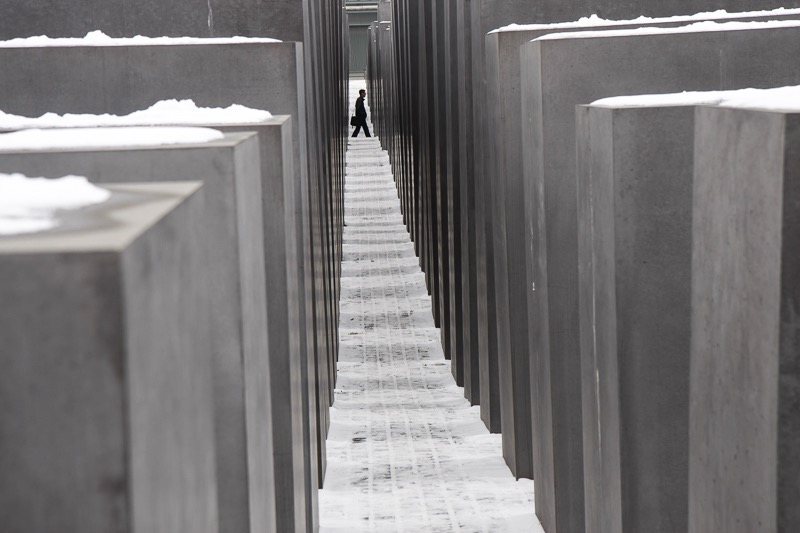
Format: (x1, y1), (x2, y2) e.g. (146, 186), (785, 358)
(536, 19), (800, 41)
(592, 90), (731, 108)
(0, 100), (272, 130)
(0, 173), (110, 236)
(717, 86), (800, 112)
(591, 85), (800, 112)
(0, 30), (280, 48)
(0, 127), (225, 151)
(492, 8), (800, 33)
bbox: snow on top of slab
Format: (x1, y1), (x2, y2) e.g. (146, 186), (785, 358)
(0, 100), (273, 129)
(0, 30), (281, 48)
(491, 8), (800, 33)
(493, 14), (662, 33)
(0, 173), (110, 236)
(590, 86), (800, 112)
(592, 91), (731, 108)
(716, 86), (800, 112)
(535, 19), (800, 41)
(0, 127), (225, 151)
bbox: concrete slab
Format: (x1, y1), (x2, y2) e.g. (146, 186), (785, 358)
(470, 0), (506, 435)
(520, 21), (800, 533)
(213, 119), (318, 533)
(0, 181), (216, 533)
(455, 0), (480, 407)
(302, 7), (350, 527)
(167, 118), (318, 533)
(690, 104), (800, 533)
(420, 0), (440, 332)
(444, 0), (464, 388)
(576, 102), (696, 533)
(432, 0), (452, 369)
(304, 1), (336, 499)
(0, 131), (292, 533)
(0, 0), (305, 41)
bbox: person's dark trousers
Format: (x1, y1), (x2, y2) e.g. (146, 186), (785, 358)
(352, 117), (371, 137)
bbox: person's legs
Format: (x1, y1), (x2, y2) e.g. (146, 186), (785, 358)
(357, 117), (371, 137)
(352, 124), (361, 137)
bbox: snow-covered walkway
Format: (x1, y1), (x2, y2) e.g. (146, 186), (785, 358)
(317, 83), (541, 533)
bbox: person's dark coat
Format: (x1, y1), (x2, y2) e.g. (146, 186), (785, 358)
(356, 95), (367, 119)
(352, 93), (371, 137)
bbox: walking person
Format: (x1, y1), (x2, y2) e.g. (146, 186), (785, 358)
(351, 89), (371, 137)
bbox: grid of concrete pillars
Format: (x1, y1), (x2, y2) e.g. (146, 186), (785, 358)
(5, 0), (800, 532)
(366, 2), (800, 533)
(0, 2), (349, 533)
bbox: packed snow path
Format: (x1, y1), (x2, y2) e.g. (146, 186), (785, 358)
(318, 83), (542, 533)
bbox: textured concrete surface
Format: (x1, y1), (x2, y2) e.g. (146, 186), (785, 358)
(0, 182), (216, 533)
(455, 0), (480, 407)
(520, 23), (800, 533)
(304, 7), (349, 509)
(576, 104), (695, 533)
(318, 135), (541, 532)
(0, 43), (305, 120)
(377, 0), (392, 22)
(444, 0), (464, 391)
(689, 106), (800, 533)
(431, 0), (451, 367)
(483, 27), (531, 481)
(0, 134), (282, 533)
(0, 0), (305, 41)
(213, 119), (317, 533)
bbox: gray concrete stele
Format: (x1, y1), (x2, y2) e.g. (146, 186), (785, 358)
(0, 0), (305, 41)
(576, 102), (698, 533)
(0, 182), (216, 533)
(690, 104), (800, 533)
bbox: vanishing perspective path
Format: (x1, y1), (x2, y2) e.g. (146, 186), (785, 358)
(317, 83), (541, 533)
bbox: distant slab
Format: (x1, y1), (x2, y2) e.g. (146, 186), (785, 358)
(520, 21), (800, 533)
(0, 40), (305, 128)
(0, 132), (287, 533)
(0, 0), (304, 41)
(690, 104), (800, 533)
(0, 181), (216, 533)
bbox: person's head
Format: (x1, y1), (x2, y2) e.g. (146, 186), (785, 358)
(359, 89), (366, 97)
